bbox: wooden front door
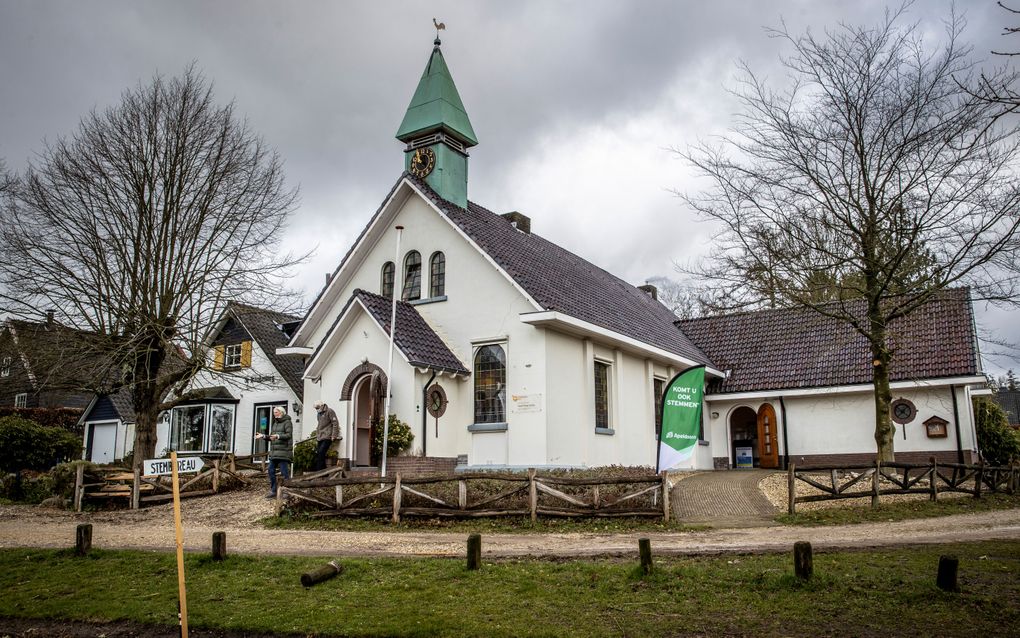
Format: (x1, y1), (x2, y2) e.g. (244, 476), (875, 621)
(756, 404), (779, 469)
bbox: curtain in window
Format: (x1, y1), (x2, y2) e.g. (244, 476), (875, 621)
(402, 251), (422, 301)
(474, 345), (506, 423)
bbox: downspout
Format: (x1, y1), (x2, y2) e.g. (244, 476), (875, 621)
(779, 396), (790, 470)
(421, 370), (436, 458)
(951, 384), (964, 464)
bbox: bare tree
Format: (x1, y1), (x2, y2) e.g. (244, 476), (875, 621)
(0, 67), (301, 468)
(677, 7), (1020, 461)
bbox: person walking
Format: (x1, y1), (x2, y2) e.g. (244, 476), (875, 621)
(313, 401), (341, 471)
(258, 406), (293, 498)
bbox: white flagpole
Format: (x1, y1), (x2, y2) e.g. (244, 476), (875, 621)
(381, 225), (403, 477)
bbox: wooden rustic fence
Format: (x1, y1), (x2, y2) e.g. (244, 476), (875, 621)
(786, 459), (1019, 514)
(278, 468), (672, 522)
(73, 453), (256, 511)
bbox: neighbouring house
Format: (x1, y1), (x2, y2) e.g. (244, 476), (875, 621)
(79, 388), (135, 464)
(993, 389), (1020, 428)
(0, 314), (95, 410)
(278, 38), (986, 472)
(154, 302), (304, 457)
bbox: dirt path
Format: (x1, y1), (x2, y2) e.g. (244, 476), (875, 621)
(2, 486), (1020, 558)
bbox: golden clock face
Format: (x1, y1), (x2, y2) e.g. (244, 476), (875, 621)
(409, 146), (436, 178)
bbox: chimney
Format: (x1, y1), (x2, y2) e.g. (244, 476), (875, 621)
(637, 284), (658, 301)
(46, 309), (55, 326)
(501, 211), (531, 234)
(325, 272), (332, 286)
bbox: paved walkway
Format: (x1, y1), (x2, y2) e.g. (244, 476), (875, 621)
(672, 470), (779, 526)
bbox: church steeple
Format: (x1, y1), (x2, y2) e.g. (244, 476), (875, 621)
(396, 37), (476, 208)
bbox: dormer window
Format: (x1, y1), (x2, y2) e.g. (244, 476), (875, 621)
(402, 251), (422, 301)
(224, 343), (242, 368)
(381, 261), (395, 299)
(213, 341), (252, 370)
(430, 251), (445, 298)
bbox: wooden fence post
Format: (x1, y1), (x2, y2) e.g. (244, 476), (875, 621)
(212, 460), (220, 493)
(75, 523), (92, 556)
(661, 471), (670, 522)
(639, 538), (653, 575)
(937, 555), (959, 592)
(131, 467), (141, 510)
(458, 479), (467, 510)
(229, 454), (236, 474)
(392, 473), (402, 524)
(212, 531), (226, 561)
(528, 468), (537, 524)
(467, 534), (482, 570)
(794, 541), (813, 580)
(335, 484), (343, 509)
(73, 464), (84, 513)
(871, 459), (881, 509)
(975, 461), (983, 500)
(930, 458), (938, 502)
(787, 463), (796, 515)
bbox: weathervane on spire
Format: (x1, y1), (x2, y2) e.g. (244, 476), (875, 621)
(433, 17), (446, 45)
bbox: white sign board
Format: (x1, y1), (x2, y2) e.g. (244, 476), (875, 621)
(511, 393), (543, 413)
(143, 456), (205, 477)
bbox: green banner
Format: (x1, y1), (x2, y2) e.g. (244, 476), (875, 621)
(657, 366), (705, 472)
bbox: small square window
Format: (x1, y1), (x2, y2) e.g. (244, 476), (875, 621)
(14, 393), (28, 408)
(224, 344), (242, 368)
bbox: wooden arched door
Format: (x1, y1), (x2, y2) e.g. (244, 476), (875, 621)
(756, 403), (779, 469)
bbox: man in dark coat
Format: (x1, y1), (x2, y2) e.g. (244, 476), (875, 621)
(259, 406), (293, 498)
(313, 401), (341, 471)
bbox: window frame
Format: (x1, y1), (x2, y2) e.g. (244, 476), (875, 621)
(401, 251), (422, 301)
(14, 392), (28, 408)
(472, 343), (507, 426)
(381, 261), (395, 299)
(1, 356), (11, 377)
(223, 343), (242, 368)
(169, 402), (237, 453)
(594, 359), (612, 432)
(653, 376), (666, 437)
(429, 251), (446, 298)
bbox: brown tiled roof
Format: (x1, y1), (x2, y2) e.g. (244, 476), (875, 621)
(353, 289), (469, 375)
(227, 302), (305, 397)
(677, 289), (980, 394)
(406, 176), (712, 365)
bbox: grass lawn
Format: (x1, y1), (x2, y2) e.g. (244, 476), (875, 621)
(2, 541), (1018, 637)
(777, 492), (1020, 526)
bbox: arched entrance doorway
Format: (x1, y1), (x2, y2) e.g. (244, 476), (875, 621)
(729, 406), (758, 468)
(757, 403), (779, 469)
(352, 375), (374, 466)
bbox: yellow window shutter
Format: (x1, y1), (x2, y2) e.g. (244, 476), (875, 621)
(240, 340), (252, 368)
(213, 345), (224, 371)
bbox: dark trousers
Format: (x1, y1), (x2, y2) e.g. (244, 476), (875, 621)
(314, 439), (332, 471)
(267, 458), (290, 494)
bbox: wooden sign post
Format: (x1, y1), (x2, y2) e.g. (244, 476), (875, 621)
(170, 451), (189, 638)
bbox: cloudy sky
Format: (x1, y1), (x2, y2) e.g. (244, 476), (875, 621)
(1, 0), (1017, 375)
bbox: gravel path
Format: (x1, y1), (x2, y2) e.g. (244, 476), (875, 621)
(2, 484), (1019, 558)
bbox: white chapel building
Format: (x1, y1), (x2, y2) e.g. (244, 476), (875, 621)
(280, 38), (987, 472)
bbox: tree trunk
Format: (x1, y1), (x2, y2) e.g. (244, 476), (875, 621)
(869, 320), (895, 462)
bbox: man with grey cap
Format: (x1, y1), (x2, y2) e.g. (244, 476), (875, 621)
(313, 401), (341, 471)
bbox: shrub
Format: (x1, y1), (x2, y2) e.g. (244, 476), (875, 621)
(293, 437), (316, 474)
(50, 460), (98, 498)
(975, 398), (1020, 466)
(371, 414), (414, 466)
(0, 407), (84, 434)
(0, 415), (83, 474)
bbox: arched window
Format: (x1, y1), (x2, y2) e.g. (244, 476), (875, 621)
(473, 344), (506, 424)
(380, 262), (395, 299)
(401, 251), (422, 301)
(429, 251), (446, 298)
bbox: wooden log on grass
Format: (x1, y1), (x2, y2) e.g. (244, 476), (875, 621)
(467, 533), (482, 570)
(212, 531), (226, 561)
(794, 541), (812, 580)
(75, 523), (92, 556)
(301, 560), (343, 587)
(937, 555), (959, 592)
(639, 538), (652, 575)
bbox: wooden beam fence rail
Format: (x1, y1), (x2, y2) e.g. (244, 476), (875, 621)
(280, 470), (671, 522)
(787, 459), (1018, 514)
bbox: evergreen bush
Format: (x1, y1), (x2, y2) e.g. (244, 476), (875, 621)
(371, 414), (414, 466)
(0, 415), (82, 474)
(975, 397), (1020, 466)
(293, 437), (316, 473)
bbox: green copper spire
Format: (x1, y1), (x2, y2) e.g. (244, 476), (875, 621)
(396, 39), (477, 147)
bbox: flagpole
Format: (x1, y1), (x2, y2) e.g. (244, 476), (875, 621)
(381, 225), (403, 478)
